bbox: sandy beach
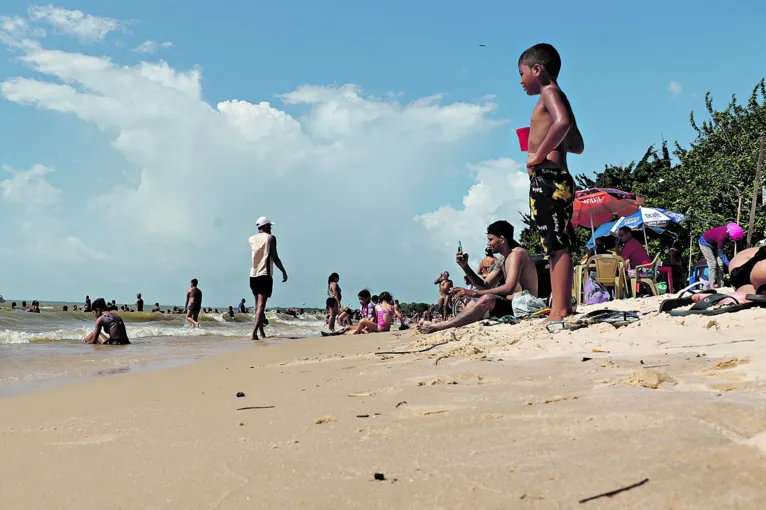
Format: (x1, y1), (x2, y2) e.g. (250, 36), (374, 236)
(3, 294), (766, 509)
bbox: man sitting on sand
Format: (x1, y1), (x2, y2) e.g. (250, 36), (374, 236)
(418, 220), (540, 334)
(477, 247), (497, 277)
(81, 298), (130, 345)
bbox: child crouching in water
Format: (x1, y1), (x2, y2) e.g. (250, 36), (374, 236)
(353, 291), (395, 334)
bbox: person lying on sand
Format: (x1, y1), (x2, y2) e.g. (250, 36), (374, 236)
(82, 298), (130, 345)
(662, 245), (766, 316)
(691, 246), (766, 305)
(418, 220), (539, 334)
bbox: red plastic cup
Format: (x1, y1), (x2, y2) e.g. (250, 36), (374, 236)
(516, 127), (531, 152)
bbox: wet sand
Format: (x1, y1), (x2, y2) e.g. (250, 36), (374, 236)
(2, 295), (766, 508)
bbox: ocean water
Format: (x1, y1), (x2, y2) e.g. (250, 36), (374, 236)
(0, 305), (326, 397)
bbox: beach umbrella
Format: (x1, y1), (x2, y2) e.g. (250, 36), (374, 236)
(587, 221), (671, 249)
(611, 207), (686, 255)
(572, 188), (645, 235)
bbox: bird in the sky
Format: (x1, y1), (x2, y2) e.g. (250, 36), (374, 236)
(479, 44), (486, 47)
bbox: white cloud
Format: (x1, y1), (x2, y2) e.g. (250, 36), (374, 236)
(0, 16), (45, 49)
(132, 40), (156, 53)
(0, 163), (61, 208)
(667, 81), (682, 98)
(416, 158), (529, 261)
(0, 29), (503, 304)
(0, 164), (106, 264)
(132, 40), (172, 53)
(28, 4), (120, 43)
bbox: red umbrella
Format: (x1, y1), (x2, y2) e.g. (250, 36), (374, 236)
(572, 188), (644, 233)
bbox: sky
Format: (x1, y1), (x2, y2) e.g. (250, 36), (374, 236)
(1, 1), (765, 308)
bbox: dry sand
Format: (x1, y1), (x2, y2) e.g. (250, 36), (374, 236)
(2, 292), (766, 509)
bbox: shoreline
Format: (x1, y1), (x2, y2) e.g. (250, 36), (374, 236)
(3, 297), (766, 508)
(0, 333), (318, 398)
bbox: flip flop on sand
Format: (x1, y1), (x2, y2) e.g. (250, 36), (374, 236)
(668, 293), (764, 316)
(546, 309), (639, 333)
(659, 288), (717, 313)
(320, 330), (344, 337)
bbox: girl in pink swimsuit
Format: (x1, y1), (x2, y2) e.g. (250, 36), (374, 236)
(353, 291), (395, 334)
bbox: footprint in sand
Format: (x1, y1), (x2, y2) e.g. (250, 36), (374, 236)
(704, 357), (750, 372)
(52, 434), (119, 446)
(403, 404), (464, 416)
(745, 430), (766, 456)
(623, 369), (674, 389)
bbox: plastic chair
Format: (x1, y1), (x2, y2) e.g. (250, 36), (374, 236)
(631, 253), (661, 298)
(584, 254), (627, 300)
(689, 264), (709, 285)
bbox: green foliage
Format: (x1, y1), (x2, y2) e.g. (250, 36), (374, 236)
(397, 302), (431, 316)
(568, 79), (766, 268)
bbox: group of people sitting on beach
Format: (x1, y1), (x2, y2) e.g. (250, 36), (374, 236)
(318, 220), (549, 336)
(417, 220), (549, 334)
(324, 273), (409, 335)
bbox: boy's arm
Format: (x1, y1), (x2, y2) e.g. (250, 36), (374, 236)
(527, 88), (574, 166)
(184, 291), (190, 310)
(568, 117), (584, 154)
(270, 236), (288, 282)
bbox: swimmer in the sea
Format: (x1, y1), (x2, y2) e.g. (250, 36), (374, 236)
(81, 298), (130, 345)
(136, 293), (144, 312)
(184, 278), (203, 327)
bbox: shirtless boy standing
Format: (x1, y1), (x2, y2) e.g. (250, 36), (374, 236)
(184, 279), (203, 327)
(518, 43), (584, 322)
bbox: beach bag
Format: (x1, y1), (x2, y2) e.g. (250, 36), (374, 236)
(512, 290), (548, 317)
(584, 276), (610, 305)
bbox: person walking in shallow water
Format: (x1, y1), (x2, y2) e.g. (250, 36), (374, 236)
(184, 279), (202, 328)
(249, 216), (288, 340)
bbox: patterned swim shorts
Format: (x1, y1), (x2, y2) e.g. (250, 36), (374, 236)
(529, 168), (576, 254)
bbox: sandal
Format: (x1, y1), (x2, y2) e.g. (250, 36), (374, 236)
(669, 293), (758, 316)
(659, 288), (717, 313)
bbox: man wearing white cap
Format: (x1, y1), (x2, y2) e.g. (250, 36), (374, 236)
(248, 216), (288, 340)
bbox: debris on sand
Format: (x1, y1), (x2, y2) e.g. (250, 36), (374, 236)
(623, 369), (673, 389)
(579, 478), (649, 504)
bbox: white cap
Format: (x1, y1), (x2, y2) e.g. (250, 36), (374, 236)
(256, 216), (274, 228)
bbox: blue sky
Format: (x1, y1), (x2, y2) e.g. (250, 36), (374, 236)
(1, 1), (764, 307)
